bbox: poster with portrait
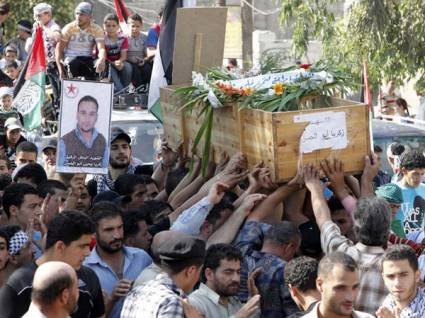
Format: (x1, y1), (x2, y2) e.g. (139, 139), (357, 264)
(56, 80), (113, 174)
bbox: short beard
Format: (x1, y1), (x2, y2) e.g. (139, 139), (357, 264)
(214, 282), (239, 298)
(109, 158), (130, 169)
(97, 239), (122, 254)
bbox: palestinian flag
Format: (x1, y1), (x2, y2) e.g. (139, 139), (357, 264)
(12, 25), (45, 131)
(114, 0), (130, 35)
(148, 0), (187, 122)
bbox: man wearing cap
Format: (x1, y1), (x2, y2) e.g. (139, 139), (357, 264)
(376, 183), (405, 238)
(6, 20), (32, 61)
(56, 1), (106, 80)
(41, 138), (57, 178)
(121, 233), (206, 318)
(0, 117), (26, 163)
(32, 3), (61, 109)
(93, 127), (136, 194)
(58, 95), (108, 169)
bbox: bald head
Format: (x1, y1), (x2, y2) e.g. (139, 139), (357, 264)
(32, 261), (78, 305)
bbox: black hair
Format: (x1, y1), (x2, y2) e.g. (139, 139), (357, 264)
(45, 210), (95, 250)
(2, 183), (39, 218)
(86, 178), (98, 200)
(0, 224), (22, 239)
(318, 252), (358, 278)
(390, 143), (405, 156)
(0, 174), (11, 191)
(14, 163), (47, 186)
(140, 199), (173, 224)
(399, 149), (425, 171)
(284, 256), (318, 292)
(123, 209), (149, 238)
(228, 58), (237, 67)
(16, 141), (37, 155)
(328, 196), (345, 214)
(37, 180), (67, 199)
(264, 221), (300, 246)
(373, 145), (383, 153)
(114, 174), (156, 196)
(32, 272), (74, 305)
(128, 13), (143, 24)
(77, 95), (99, 112)
(164, 167), (188, 195)
(202, 243), (242, 282)
(103, 13), (119, 24)
(381, 245), (418, 272)
(134, 164), (154, 176)
(5, 61), (18, 69)
(89, 201), (123, 226)
(0, 2), (10, 15)
(205, 191), (237, 226)
(0, 228), (9, 250)
(395, 98), (410, 116)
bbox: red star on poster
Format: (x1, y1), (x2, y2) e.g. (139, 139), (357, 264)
(67, 83), (76, 94)
(66, 83), (78, 98)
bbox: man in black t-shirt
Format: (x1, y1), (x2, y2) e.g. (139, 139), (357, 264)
(0, 211), (105, 318)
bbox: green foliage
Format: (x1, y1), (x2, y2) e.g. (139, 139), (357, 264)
(4, 1), (74, 41)
(280, 0), (425, 88)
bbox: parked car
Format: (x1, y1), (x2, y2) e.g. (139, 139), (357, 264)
(372, 119), (425, 174)
(110, 109), (163, 165)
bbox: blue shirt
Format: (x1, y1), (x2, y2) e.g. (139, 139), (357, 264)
(233, 221), (298, 318)
(83, 246), (152, 318)
(395, 182), (425, 235)
(58, 126), (109, 168)
(170, 197), (214, 235)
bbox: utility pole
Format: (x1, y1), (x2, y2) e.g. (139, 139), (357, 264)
(241, 0), (253, 70)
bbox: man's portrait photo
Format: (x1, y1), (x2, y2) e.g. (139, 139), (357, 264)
(57, 80), (113, 174)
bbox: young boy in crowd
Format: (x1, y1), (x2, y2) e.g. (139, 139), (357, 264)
(103, 13), (132, 94)
(4, 61), (19, 86)
(127, 14), (152, 91)
(0, 87), (19, 136)
(0, 45), (20, 71)
(394, 150), (425, 235)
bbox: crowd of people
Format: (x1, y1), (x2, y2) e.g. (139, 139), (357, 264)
(0, 1), (423, 318)
(0, 0), (158, 138)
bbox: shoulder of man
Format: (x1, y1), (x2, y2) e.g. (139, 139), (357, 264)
(61, 21), (77, 34)
(5, 262), (37, 292)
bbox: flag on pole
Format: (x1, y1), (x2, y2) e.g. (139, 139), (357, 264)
(12, 26), (46, 131)
(148, 0), (196, 122)
(113, 0), (130, 36)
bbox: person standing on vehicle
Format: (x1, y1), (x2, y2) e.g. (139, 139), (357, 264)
(31, 3), (62, 110)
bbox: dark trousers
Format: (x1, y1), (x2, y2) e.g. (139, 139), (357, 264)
(66, 56), (97, 80)
(131, 60), (153, 90)
(46, 62), (60, 109)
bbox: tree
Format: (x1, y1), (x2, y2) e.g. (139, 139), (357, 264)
(4, 1), (74, 41)
(279, 0), (425, 88)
